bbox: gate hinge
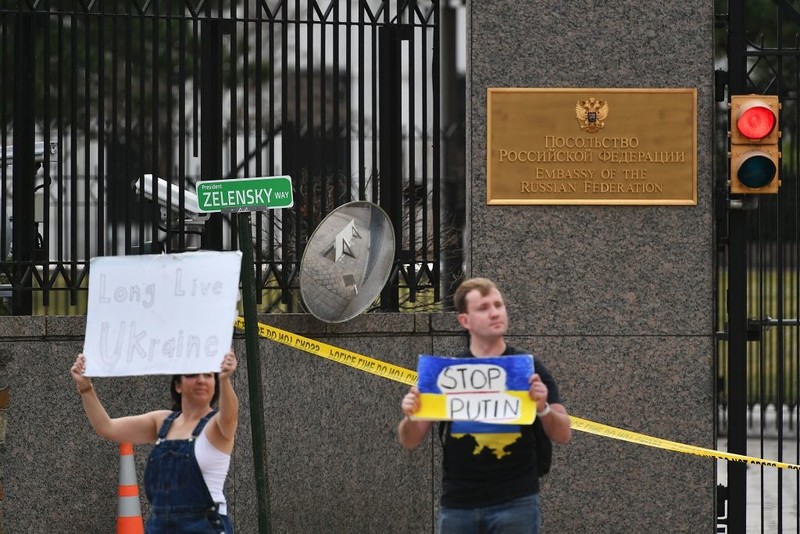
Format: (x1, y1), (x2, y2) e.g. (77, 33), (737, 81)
(715, 69), (728, 102)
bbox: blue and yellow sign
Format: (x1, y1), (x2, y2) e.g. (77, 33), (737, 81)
(411, 354), (536, 424)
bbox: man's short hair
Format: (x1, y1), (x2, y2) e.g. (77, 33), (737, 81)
(453, 277), (498, 313)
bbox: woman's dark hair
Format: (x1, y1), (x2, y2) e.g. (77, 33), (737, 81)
(170, 373), (221, 411)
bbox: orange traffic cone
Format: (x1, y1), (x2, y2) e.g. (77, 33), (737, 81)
(117, 443), (144, 534)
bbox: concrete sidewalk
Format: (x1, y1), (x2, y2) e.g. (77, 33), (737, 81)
(717, 405), (800, 533)
(718, 405), (800, 440)
(717, 437), (799, 533)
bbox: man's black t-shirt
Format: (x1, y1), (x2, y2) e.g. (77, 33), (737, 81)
(440, 345), (561, 508)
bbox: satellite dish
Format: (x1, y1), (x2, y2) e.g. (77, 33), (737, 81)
(299, 201), (396, 323)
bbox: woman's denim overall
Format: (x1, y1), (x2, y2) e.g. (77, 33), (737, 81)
(144, 410), (233, 533)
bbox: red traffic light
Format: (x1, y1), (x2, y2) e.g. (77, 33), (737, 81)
(730, 95), (780, 145)
(736, 105), (777, 140)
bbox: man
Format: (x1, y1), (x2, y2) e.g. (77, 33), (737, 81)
(398, 277), (571, 533)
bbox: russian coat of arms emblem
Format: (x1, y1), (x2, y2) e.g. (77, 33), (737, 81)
(575, 98), (609, 133)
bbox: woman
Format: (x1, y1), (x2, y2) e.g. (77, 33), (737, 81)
(70, 349), (239, 533)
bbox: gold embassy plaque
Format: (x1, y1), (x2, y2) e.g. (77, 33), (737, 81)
(486, 88), (697, 205)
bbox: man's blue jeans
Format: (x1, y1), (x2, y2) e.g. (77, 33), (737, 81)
(437, 493), (542, 534)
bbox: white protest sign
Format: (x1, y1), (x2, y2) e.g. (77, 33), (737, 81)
(82, 251), (242, 376)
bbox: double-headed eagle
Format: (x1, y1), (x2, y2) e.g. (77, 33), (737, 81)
(575, 98), (609, 133)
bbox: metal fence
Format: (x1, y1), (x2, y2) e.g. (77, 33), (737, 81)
(0, 0), (464, 316)
(716, 0), (800, 531)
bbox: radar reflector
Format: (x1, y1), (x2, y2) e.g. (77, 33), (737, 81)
(299, 201), (395, 323)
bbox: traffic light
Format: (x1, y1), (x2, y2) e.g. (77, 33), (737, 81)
(729, 94), (781, 194)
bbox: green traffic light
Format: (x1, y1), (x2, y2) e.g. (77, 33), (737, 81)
(738, 154), (777, 188)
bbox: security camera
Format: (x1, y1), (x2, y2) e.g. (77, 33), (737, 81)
(2, 141), (58, 166)
(135, 173), (210, 223)
(1, 142), (57, 230)
(133, 174), (209, 253)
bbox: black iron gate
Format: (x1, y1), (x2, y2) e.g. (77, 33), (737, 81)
(0, 0), (464, 316)
(717, 0), (800, 532)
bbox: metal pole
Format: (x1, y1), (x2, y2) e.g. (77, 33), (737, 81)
(201, 19), (224, 250)
(727, 1), (747, 531)
(727, 208), (747, 534)
(11, 12), (35, 315)
(238, 212), (271, 533)
(378, 26), (401, 311)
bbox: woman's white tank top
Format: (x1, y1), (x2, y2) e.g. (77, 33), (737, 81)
(195, 430), (231, 515)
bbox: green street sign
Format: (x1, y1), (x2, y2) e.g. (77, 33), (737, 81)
(196, 176), (293, 213)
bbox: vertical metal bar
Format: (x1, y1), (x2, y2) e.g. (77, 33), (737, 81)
(139, 11), (149, 254)
(109, 8), (119, 256)
(335, 0), (345, 206)
(346, 0), (353, 204)
(420, 13), (429, 269)
(407, 22), (417, 302)
(795, 36), (800, 534)
(201, 18), (223, 250)
(179, 7), (187, 252)
(727, 0), (748, 529)
(266, 2), (275, 280)
(57, 15), (65, 266)
(96, 10), (105, 260)
(1, 14), (8, 267)
(41, 10), (52, 306)
(152, 9), (163, 251)
(281, 2), (291, 300)
(370, 9), (378, 203)
(379, 25), (400, 311)
(11, 11), (35, 315)
(270, 1), (279, 295)
(777, 188), (786, 534)
(320, 4), (328, 216)
(728, 207), (748, 534)
(305, 1), (315, 249)
(775, 15), (786, 530)
(193, 15), (200, 158)
(164, 7), (178, 252)
(358, 1), (366, 199)
(242, 5), (251, 187)
(255, 2), (264, 303)
(756, 217), (765, 533)
(70, 8), (79, 290)
(431, 1), (441, 301)
(81, 9), (91, 303)
(229, 17), (239, 251)
(290, 0), (300, 304)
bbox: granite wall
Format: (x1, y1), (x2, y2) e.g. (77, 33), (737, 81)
(467, 1), (715, 532)
(1, 314), (463, 533)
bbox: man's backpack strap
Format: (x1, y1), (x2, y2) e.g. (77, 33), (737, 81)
(438, 420), (449, 447)
(533, 418), (552, 476)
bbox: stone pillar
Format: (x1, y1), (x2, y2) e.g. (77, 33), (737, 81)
(0, 366), (7, 534)
(468, 3), (714, 531)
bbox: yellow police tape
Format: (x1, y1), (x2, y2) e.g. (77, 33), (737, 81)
(235, 316), (800, 471)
